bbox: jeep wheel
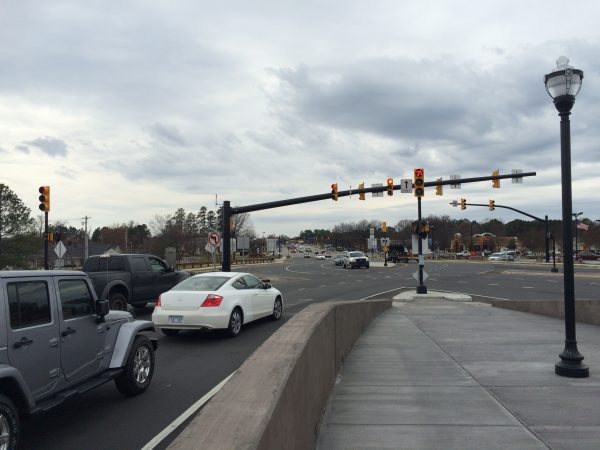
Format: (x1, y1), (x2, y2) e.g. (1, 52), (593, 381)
(109, 292), (128, 311)
(227, 308), (243, 337)
(115, 335), (155, 396)
(0, 394), (18, 450)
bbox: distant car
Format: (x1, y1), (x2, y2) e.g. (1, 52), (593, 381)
(456, 251), (470, 257)
(577, 252), (599, 261)
(303, 252), (311, 258)
(489, 252), (514, 261)
(334, 255), (345, 266)
(152, 272), (283, 337)
(324, 252), (332, 258)
(315, 254), (326, 260)
(341, 251), (370, 269)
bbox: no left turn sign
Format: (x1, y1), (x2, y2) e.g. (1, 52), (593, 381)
(208, 232), (220, 247)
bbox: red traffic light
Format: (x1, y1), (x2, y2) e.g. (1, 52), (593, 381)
(331, 183), (337, 190)
(414, 168), (423, 177)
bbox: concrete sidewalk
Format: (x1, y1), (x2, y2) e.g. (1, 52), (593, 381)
(317, 293), (600, 450)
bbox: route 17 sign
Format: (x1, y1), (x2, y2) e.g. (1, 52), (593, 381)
(208, 232), (220, 247)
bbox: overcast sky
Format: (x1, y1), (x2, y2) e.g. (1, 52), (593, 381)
(1, 1), (599, 237)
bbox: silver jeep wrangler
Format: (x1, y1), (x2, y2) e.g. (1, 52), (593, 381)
(0, 271), (157, 449)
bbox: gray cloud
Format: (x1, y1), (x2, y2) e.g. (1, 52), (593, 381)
(23, 137), (68, 157)
(145, 123), (188, 147)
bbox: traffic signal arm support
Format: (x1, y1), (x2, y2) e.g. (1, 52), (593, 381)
(232, 172), (536, 214)
(463, 202), (545, 223)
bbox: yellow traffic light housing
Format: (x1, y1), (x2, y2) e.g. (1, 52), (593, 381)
(489, 200), (495, 211)
(382, 222), (387, 233)
(414, 168), (424, 197)
(38, 186), (50, 212)
(435, 178), (443, 196)
(492, 169), (500, 188)
(358, 182), (365, 200)
(331, 183), (338, 201)
(386, 178), (394, 196)
(460, 198), (466, 210)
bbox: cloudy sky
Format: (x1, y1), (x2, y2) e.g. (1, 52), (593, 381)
(1, 1), (599, 237)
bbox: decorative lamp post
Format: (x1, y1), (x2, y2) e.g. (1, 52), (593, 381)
(544, 56), (589, 377)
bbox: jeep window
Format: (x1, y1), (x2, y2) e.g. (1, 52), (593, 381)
(82, 257), (99, 271)
(108, 256), (126, 271)
(7, 281), (51, 329)
(59, 279), (95, 319)
(149, 257), (168, 273)
(130, 256), (148, 272)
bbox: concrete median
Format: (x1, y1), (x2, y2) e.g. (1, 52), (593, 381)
(168, 299), (391, 450)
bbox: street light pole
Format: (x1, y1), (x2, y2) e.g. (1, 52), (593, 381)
(544, 56), (589, 378)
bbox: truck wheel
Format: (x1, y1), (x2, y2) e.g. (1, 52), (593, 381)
(109, 292), (128, 311)
(0, 394), (19, 450)
(115, 335), (155, 396)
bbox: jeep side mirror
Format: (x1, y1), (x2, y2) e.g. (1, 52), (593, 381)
(263, 283), (272, 289)
(96, 300), (110, 321)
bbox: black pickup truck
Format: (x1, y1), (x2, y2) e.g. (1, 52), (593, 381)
(82, 254), (190, 310)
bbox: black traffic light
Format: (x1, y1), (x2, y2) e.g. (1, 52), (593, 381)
(460, 198), (466, 210)
(489, 200), (495, 211)
(39, 186), (50, 212)
(414, 168), (424, 197)
(387, 178), (394, 196)
(358, 182), (365, 200)
(331, 183), (338, 201)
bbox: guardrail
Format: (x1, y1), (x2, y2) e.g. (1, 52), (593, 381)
(168, 298), (391, 450)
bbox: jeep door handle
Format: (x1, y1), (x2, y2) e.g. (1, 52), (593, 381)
(14, 337), (33, 348)
(61, 327), (77, 337)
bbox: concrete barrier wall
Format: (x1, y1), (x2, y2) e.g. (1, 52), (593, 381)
(491, 300), (600, 326)
(169, 299), (391, 450)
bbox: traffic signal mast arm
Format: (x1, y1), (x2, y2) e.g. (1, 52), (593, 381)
(461, 201), (545, 223)
(231, 171), (536, 215)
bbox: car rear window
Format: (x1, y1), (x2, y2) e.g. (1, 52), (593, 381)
(348, 252), (365, 257)
(171, 276), (229, 291)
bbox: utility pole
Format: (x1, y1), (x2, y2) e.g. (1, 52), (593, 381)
(82, 216), (91, 259)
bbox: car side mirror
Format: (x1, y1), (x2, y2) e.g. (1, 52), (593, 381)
(96, 300), (109, 322)
(263, 283), (272, 289)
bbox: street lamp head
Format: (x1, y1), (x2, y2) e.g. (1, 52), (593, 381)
(544, 56), (583, 101)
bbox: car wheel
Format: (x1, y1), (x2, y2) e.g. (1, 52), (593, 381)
(161, 328), (180, 337)
(115, 335), (155, 396)
(271, 297), (283, 321)
(0, 395), (18, 450)
(227, 308), (243, 337)
(109, 292), (128, 311)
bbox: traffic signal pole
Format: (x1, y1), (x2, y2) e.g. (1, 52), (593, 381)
(221, 171), (536, 271)
(44, 212), (49, 270)
(416, 196), (427, 294)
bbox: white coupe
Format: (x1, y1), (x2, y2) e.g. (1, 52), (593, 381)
(152, 272), (283, 337)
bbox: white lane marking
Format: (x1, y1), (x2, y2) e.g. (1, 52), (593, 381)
(431, 289), (511, 301)
(546, 280), (559, 283)
(338, 281), (346, 285)
(457, 280), (467, 284)
(298, 287), (305, 291)
(359, 287), (407, 300)
(141, 371), (236, 450)
(522, 286), (534, 289)
(287, 298), (315, 306)
(320, 284), (327, 287)
(488, 283), (500, 286)
(284, 265), (315, 275)
(590, 282), (600, 286)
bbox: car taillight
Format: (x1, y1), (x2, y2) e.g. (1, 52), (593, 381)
(201, 294), (224, 307)
(155, 296), (161, 307)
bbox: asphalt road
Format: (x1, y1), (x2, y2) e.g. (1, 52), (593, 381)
(20, 256), (600, 450)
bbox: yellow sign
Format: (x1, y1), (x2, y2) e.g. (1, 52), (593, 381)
(383, 246), (389, 253)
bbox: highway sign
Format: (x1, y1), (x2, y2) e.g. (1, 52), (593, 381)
(208, 232), (220, 247)
(54, 241), (66, 258)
